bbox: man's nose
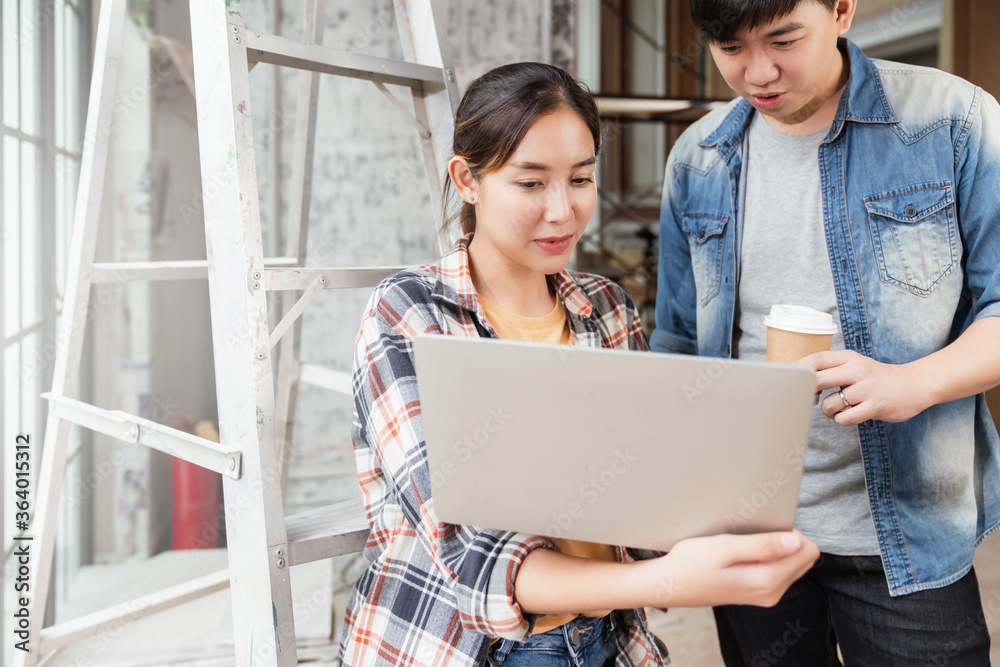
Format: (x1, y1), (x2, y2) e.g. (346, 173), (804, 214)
(746, 52), (779, 88)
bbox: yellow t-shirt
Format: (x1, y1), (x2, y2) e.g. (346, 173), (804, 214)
(478, 294), (615, 635)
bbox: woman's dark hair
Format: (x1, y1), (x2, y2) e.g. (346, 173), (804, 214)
(440, 62), (602, 239)
(689, 0), (838, 44)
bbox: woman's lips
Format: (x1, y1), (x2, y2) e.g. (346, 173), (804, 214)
(751, 92), (786, 110)
(535, 235), (573, 254)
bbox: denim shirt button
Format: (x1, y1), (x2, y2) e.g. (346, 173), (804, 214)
(905, 204), (918, 217)
(697, 228), (706, 239)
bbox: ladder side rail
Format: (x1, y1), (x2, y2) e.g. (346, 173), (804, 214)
(189, 0), (296, 664)
(393, 0), (462, 252)
(276, 0), (325, 499)
(283, 0), (324, 263)
(14, 1), (129, 664)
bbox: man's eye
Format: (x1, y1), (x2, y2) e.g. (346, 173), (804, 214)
(720, 45), (741, 54)
(774, 40), (794, 48)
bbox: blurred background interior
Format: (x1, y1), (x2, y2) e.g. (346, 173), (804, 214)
(3, 0), (1000, 664)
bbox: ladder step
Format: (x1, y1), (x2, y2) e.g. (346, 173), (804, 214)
(245, 31), (446, 90)
(299, 363), (352, 395)
(286, 497), (369, 566)
(38, 569), (230, 654)
(44, 394), (242, 479)
(264, 266), (408, 291)
(91, 257), (298, 283)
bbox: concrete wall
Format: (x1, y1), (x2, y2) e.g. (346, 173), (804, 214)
(246, 0), (576, 512)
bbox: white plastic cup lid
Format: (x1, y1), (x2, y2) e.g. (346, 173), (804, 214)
(764, 305), (838, 335)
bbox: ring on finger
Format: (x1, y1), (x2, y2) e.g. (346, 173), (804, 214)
(839, 390), (852, 410)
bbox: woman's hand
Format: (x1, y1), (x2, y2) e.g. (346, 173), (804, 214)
(798, 350), (932, 425)
(646, 531), (819, 609)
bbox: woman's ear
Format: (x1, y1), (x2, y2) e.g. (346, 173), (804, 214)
(448, 156), (478, 203)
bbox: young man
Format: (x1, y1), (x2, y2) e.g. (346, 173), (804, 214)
(654, 0), (1000, 663)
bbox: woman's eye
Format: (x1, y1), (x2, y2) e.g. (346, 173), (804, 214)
(517, 181), (543, 190)
(572, 177), (594, 185)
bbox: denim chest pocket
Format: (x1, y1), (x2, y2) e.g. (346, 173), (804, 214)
(864, 181), (959, 296)
(681, 212), (728, 305)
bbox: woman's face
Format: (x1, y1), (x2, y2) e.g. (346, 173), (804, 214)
(470, 107), (598, 276)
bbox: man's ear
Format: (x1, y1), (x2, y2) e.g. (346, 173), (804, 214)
(834, 0), (858, 36)
(448, 156), (478, 202)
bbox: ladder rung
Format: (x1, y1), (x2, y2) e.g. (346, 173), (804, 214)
(91, 257), (298, 283)
(264, 266), (408, 291)
(38, 569), (230, 654)
(245, 31), (445, 89)
(286, 497), (369, 566)
(44, 394), (243, 479)
(299, 363), (352, 395)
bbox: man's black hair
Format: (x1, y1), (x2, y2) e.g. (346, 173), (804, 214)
(689, 0), (838, 44)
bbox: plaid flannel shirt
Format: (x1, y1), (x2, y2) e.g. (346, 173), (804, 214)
(340, 236), (668, 666)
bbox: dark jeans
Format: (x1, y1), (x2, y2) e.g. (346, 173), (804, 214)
(713, 554), (991, 667)
(486, 613), (619, 667)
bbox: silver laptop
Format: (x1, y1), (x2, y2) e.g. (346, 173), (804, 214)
(413, 335), (815, 551)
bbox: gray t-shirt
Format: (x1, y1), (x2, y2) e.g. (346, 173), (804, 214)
(734, 111), (880, 555)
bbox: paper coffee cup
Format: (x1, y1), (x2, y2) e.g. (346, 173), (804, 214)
(764, 305), (837, 364)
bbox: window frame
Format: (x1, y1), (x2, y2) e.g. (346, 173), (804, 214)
(2, 0), (93, 654)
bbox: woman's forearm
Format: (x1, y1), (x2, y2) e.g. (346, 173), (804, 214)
(514, 532), (820, 615)
(514, 548), (659, 614)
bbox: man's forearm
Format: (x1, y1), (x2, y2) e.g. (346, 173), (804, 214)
(910, 315), (1000, 409)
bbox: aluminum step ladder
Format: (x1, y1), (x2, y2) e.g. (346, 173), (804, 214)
(14, 0), (459, 664)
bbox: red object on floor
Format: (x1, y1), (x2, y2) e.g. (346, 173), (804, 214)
(172, 457), (219, 549)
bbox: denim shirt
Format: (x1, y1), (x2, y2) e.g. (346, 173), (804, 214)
(653, 39), (1000, 596)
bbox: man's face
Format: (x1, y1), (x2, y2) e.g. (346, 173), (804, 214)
(708, 0), (855, 129)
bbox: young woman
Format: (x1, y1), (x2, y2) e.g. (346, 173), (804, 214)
(341, 62), (819, 667)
